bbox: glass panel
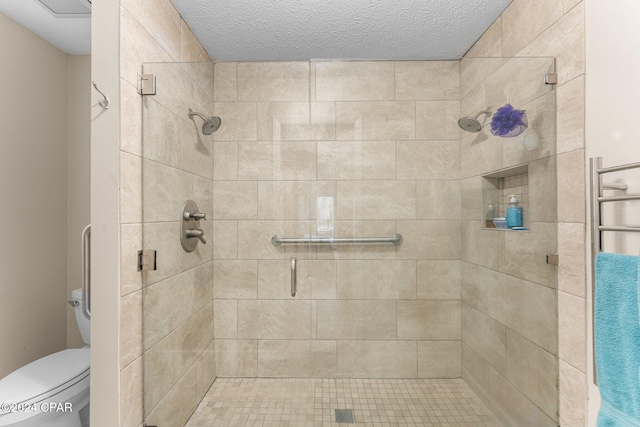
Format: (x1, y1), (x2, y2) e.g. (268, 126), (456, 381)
(141, 61), (215, 426)
(140, 57), (558, 427)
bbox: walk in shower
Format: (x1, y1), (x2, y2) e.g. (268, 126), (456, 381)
(138, 57), (558, 427)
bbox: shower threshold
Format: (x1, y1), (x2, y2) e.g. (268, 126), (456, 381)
(186, 378), (499, 426)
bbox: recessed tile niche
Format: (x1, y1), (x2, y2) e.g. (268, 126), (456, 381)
(482, 164), (529, 230)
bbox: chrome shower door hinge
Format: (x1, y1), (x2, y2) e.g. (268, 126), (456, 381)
(137, 73), (156, 95)
(546, 253), (560, 265)
(545, 73), (558, 85)
(138, 250), (157, 271)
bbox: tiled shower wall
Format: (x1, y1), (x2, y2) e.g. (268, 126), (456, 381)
(211, 61), (463, 379)
(463, 1), (586, 426)
(118, 1), (216, 426)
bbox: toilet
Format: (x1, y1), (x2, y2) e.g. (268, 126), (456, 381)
(0, 288), (90, 427)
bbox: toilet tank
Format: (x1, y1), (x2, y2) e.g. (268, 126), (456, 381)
(71, 288), (90, 346)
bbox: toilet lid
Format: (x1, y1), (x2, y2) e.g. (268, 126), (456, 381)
(0, 348), (89, 405)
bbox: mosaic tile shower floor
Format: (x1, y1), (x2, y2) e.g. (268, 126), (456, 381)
(186, 378), (500, 427)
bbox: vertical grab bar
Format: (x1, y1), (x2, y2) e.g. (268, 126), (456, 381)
(290, 256), (297, 297)
(82, 224), (91, 319)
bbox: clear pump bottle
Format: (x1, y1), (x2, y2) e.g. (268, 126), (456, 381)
(506, 195), (523, 228)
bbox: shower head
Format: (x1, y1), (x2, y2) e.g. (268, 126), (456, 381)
(457, 108), (492, 133)
(188, 108), (221, 135)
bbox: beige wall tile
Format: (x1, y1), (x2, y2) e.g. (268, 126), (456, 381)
(142, 159), (193, 222)
(258, 340), (311, 377)
(460, 82), (487, 123)
(121, 152), (142, 224)
(487, 367), (558, 427)
(559, 291), (586, 372)
(214, 62), (237, 101)
(212, 102), (257, 141)
(461, 263), (504, 324)
(460, 132), (502, 179)
(144, 332), (181, 413)
(559, 360), (587, 427)
(501, 0), (564, 58)
(258, 101), (335, 141)
(144, 62), (194, 120)
(237, 141), (316, 180)
(215, 340), (257, 377)
(337, 180), (416, 220)
(311, 341), (337, 377)
(238, 300), (311, 339)
(214, 299), (237, 339)
(336, 101), (415, 140)
(501, 275), (557, 354)
(213, 220), (238, 259)
(337, 341), (417, 378)
(398, 300), (461, 340)
(175, 303), (214, 375)
(506, 330), (559, 419)
(517, 2), (585, 85)
(189, 62), (216, 101)
(213, 142), (238, 180)
(195, 343), (216, 402)
(213, 260), (258, 299)
(317, 141), (396, 181)
(316, 300), (396, 340)
(121, 80), (142, 156)
(213, 181), (258, 219)
(416, 101), (461, 140)
(395, 61), (460, 101)
(120, 357), (143, 427)
(121, 223), (143, 296)
(315, 61), (395, 101)
(397, 140), (460, 180)
(528, 156), (557, 223)
(558, 222), (586, 297)
(418, 341), (461, 378)
(120, 7), (172, 87)
(180, 21), (210, 62)
(237, 62), (309, 101)
(417, 260), (461, 300)
(461, 177), (483, 221)
(462, 304), (506, 373)
(122, 0), (181, 61)
(465, 17), (502, 58)
(258, 181), (337, 221)
(557, 75), (585, 154)
(121, 291), (142, 368)
(143, 98), (182, 166)
(557, 149), (585, 223)
(180, 121), (213, 179)
(237, 220), (284, 260)
(502, 222), (557, 288)
(460, 58), (502, 98)
(337, 260), (416, 299)
(462, 344), (490, 402)
(417, 180), (461, 220)
(146, 366), (198, 426)
(461, 222), (504, 270)
(397, 220), (461, 260)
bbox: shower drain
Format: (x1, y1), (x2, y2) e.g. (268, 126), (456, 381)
(334, 409), (355, 423)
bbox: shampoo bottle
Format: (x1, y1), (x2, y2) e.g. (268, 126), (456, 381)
(506, 195), (523, 228)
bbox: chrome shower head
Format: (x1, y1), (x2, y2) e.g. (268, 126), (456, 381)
(188, 108), (221, 135)
(457, 108), (492, 133)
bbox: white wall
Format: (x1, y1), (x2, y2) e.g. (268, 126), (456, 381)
(585, 0), (640, 425)
(67, 55), (91, 348)
(0, 13), (69, 378)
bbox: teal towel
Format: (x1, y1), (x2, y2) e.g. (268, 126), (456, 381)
(595, 252), (640, 427)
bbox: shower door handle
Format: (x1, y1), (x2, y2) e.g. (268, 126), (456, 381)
(290, 256), (297, 297)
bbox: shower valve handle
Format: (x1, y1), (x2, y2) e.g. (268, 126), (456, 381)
(186, 228), (207, 244)
(184, 212), (207, 221)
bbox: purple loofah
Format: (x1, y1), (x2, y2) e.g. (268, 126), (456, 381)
(490, 103), (527, 137)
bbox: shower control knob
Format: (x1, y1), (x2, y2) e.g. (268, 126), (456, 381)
(186, 228), (207, 245)
(184, 211), (207, 221)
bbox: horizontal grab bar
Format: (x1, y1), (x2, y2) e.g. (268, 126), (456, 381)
(598, 161), (640, 174)
(271, 234), (403, 246)
(598, 195), (640, 202)
(598, 226), (640, 232)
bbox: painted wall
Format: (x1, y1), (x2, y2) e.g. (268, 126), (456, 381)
(585, 1), (640, 425)
(462, 1), (587, 426)
(0, 13), (69, 378)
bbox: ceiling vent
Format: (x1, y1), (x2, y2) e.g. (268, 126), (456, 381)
(35, 0), (91, 17)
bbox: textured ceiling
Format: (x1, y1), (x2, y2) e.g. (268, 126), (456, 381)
(0, 1), (90, 55)
(171, 0), (512, 61)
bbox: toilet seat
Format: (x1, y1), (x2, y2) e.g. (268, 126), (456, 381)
(0, 348), (89, 407)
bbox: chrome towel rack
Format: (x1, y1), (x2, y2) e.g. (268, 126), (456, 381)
(271, 234), (403, 246)
(590, 157), (640, 384)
